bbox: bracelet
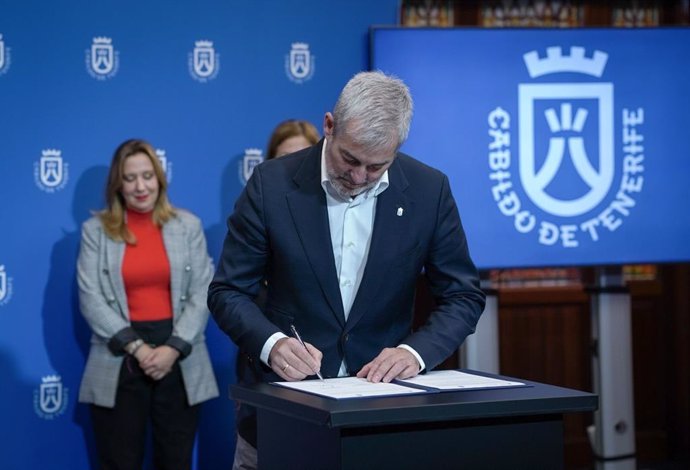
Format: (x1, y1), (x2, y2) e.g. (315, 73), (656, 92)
(125, 339), (144, 355)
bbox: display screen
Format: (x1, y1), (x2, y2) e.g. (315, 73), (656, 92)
(371, 27), (690, 268)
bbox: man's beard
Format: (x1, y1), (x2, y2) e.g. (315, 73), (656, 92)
(328, 171), (378, 199)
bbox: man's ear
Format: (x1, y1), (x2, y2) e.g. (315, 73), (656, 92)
(323, 112), (335, 137)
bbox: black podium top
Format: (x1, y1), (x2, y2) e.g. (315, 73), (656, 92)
(231, 369), (598, 429)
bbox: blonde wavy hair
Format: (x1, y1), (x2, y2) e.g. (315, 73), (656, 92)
(99, 139), (175, 243)
(266, 119), (319, 159)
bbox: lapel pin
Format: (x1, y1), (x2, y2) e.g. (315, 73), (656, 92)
(397, 207), (404, 217)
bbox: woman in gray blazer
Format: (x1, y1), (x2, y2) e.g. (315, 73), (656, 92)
(77, 139), (218, 470)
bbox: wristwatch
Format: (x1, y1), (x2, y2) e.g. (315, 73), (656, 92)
(125, 339), (144, 355)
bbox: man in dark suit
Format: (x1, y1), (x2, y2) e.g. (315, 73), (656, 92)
(208, 71), (486, 469)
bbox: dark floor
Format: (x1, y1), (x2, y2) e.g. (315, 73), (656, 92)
(638, 462), (688, 470)
(576, 460), (688, 470)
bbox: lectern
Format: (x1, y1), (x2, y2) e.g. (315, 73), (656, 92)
(232, 371), (597, 469)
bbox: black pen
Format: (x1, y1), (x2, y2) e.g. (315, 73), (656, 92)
(290, 324), (324, 381)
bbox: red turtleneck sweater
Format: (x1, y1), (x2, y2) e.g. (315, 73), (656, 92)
(122, 209), (173, 321)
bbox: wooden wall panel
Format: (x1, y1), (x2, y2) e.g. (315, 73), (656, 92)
(661, 265), (690, 463)
(498, 287), (594, 468)
(412, 265), (689, 468)
(489, 265), (689, 468)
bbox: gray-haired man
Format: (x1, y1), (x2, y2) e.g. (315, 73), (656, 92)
(209, 71), (486, 469)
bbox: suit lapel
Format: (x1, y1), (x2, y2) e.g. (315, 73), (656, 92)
(345, 158), (412, 331)
(286, 143), (346, 326)
(105, 233), (129, 319)
(162, 218), (182, 316)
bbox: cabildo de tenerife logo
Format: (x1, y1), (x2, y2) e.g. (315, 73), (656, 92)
(155, 148), (173, 183)
(34, 375), (69, 420)
(86, 37), (119, 80)
(0, 33), (11, 76)
(488, 46), (644, 248)
(285, 43), (315, 84)
(238, 148), (263, 186)
(34, 149), (69, 193)
(189, 40), (220, 82)
(0, 265), (13, 306)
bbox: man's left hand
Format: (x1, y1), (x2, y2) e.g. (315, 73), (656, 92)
(356, 347), (420, 383)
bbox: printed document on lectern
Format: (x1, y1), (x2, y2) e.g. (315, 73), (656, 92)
(272, 376), (426, 399)
(395, 370), (527, 391)
(272, 370), (528, 399)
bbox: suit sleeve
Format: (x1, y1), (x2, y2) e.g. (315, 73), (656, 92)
(207, 166), (283, 358)
(402, 175), (486, 370)
(77, 220), (137, 354)
(167, 214), (214, 358)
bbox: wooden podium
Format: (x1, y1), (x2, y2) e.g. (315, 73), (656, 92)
(231, 370), (597, 469)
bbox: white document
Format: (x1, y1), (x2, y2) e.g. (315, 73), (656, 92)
(272, 376), (427, 399)
(396, 370), (525, 391)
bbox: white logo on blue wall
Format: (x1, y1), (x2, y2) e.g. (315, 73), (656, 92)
(0, 265), (13, 306)
(189, 40), (219, 82)
(285, 43), (315, 84)
(156, 148), (173, 183)
(0, 34), (12, 76)
(487, 46), (645, 247)
(34, 149), (69, 193)
(34, 375), (69, 419)
(238, 148), (263, 186)
(519, 85), (613, 217)
(86, 37), (119, 80)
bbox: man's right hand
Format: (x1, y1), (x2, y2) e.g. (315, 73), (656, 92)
(269, 337), (322, 381)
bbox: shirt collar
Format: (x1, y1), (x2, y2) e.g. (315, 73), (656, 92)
(320, 138), (389, 202)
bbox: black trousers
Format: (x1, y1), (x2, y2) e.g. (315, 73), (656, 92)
(90, 321), (200, 470)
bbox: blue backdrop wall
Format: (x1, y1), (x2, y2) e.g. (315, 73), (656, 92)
(0, 1), (398, 468)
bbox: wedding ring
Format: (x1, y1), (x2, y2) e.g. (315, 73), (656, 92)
(282, 363), (290, 372)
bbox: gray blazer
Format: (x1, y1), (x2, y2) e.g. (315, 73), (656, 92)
(77, 209), (219, 407)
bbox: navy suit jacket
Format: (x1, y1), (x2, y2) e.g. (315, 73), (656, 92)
(209, 140), (485, 385)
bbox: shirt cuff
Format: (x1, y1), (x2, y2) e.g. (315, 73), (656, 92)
(260, 332), (288, 366)
(108, 327), (140, 356)
(165, 336), (192, 359)
(398, 344), (425, 373)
